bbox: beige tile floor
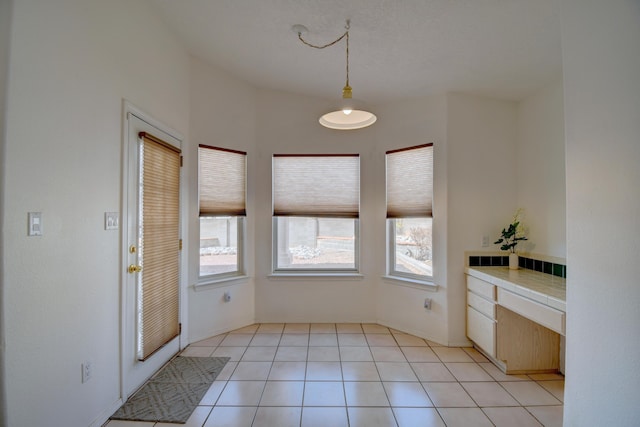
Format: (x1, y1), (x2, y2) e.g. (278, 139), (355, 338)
(105, 323), (563, 427)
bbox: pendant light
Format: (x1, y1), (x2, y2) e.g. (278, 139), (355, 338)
(294, 20), (377, 130)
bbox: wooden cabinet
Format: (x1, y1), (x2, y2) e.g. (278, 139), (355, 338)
(466, 274), (561, 374)
(496, 305), (560, 374)
(466, 276), (497, 358)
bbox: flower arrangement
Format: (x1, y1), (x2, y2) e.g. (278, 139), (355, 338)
(494, 209), (528, 253)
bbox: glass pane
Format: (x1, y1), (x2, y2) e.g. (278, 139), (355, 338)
(393, 218), (432, 277)
(276, 217), (356, 270)
(200, 216), (238, 276)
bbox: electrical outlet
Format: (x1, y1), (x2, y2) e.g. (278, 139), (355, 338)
(223, 292), (231, 302)
(424, 298), (432, 310)
(82, 361), (92, 383)
(482, 234), (490, 247)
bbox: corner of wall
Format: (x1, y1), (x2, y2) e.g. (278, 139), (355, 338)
(0, 0), (13, 424)
(515, 79), (566, 258)
(445, 93), (518, 345)
(187, 56), (259, 339)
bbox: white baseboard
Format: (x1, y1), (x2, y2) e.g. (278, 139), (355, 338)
(448, 339), (474, 347)
(188, 317), (255, 344)
(190, 318), (472, 349)
(89, 397), (124, 427)
(377, 319), (447, 346)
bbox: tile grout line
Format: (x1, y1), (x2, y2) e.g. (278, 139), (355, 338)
(163, 323), (564, 426)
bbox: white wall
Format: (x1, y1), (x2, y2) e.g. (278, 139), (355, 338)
(187, 83), (453, 343)
(253, 89), (379, 323)
(3, 1), (190, 425)
(248, 89), (521, 349)
(374, 95), (449, 344)
(187, 57), (257, 341)
(0, 0), (13, 423)
(516, 80), (566, 258)
(446, 93), (518, 345)
(560, 0), (640, 425)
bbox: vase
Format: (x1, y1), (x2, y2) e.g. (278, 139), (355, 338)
(509, 253), (519, 270)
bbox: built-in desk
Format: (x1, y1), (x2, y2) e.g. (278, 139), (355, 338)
(465, 266), (566, 374)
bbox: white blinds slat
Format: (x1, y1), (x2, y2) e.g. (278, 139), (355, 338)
(199, 145), (247, 216)
(273, 155), (360, 218)
(386, 144), (433, 218)
(139, 134), (181, 361)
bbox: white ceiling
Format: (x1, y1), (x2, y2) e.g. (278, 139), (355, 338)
(150, 0), (562, 103)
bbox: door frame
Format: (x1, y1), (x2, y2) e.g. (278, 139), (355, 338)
(119, 101), (188, 399)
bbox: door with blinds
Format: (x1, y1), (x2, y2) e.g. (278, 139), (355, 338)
(122, 110), (183, 398)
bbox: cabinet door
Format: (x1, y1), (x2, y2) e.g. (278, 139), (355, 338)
(467, 306), (496, 358)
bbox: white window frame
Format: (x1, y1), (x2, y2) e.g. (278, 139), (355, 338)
(385, 144), (434, 286)
(198, 215), (246, 284)
(272, 216), (360, 275)
(197, 145), (247, 285)
(386, 217), (433, 285)
(271, 154), (361, 276)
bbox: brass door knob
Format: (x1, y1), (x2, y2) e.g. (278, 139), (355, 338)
(128, 264), (142, 274)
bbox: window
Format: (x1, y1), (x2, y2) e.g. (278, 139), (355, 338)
(272, 154), (360, 272)
(198, 145), (246, 280)
(386, 144), (433, 281)
(200, 216), (242, 276)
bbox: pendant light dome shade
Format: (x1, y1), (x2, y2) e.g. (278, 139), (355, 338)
(319, 109), (377, 130)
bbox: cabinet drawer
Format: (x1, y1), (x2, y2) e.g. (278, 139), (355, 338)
(467, 306), (496, 357)
(467, 275), (496, 300)
(467, 291), (496, 319)
(497, 288), (565, 335)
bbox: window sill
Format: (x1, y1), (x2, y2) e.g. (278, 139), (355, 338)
(194, 275), (250, 291)
(268, 272), (364, 281)
(382, 275), (438, 292)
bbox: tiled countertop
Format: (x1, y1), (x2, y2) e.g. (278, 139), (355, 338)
(465, 266), (566, 312)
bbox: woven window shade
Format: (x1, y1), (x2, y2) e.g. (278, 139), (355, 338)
(273, 155), (360, 218)
(139, 132), (181, 361)
(199, 145), (246, 216)
(386, 144), (433, 218)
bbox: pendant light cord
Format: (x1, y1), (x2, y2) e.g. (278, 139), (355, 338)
(295, 19), (376, 129)
(297, 20), (350, 88)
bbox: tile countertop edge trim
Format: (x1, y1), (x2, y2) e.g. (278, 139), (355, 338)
(465, 267), (566, 313)
(464, 251), (566, 266)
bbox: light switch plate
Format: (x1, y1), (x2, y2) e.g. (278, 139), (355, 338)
(28, 212), (42, 236)
(105, 212), (119, 230)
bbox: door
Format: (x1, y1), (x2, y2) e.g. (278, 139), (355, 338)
(121, 109), (183, 397)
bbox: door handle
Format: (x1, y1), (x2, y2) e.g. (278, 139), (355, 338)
(128, 264), (142, 274)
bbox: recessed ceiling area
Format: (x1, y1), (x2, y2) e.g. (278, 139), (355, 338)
(150, 0), (562, 103)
